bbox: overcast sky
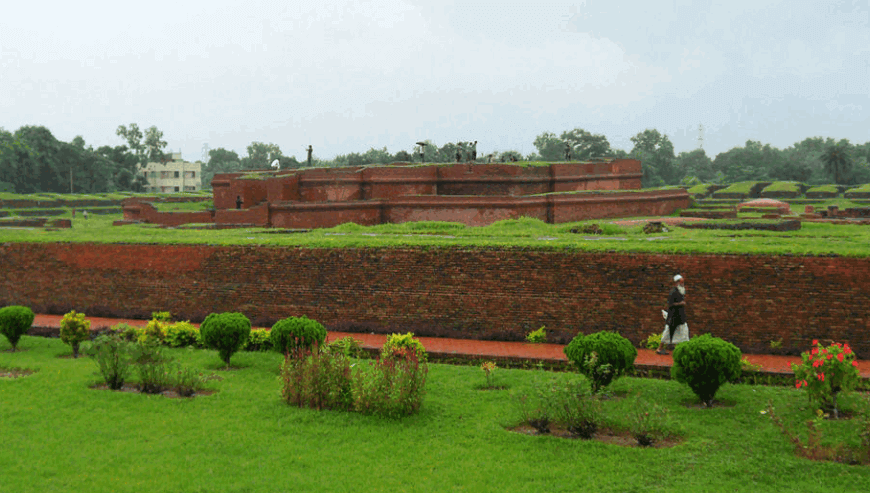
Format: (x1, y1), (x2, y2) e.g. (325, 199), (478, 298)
(2, 0), (869, 162)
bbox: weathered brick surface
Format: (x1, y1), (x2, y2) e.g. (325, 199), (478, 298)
(3, 243), (867, 357)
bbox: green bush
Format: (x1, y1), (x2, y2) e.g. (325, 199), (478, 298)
(138, 319), (167, 345)
(245, 328), (273, 351)
(564, 331), (636, 393)
(108, 323), (142, 342)
(671, 334), (742, 407)
(641, 333), (662, 350)
(325, 336), (364, 358)
(353, 349), (428, 417)
(199, 312), (251, 367)
(0, 305), (34, 351)
(82, 333), (137, 390)
(525, 326), (546, 343)
(270, 316), (327, 355)
(60, 311), (91, 358)
(381, 333), (427, 362)
(281, 351), (354, 411)
(165, 321), (201, 348)
(151, 311), (172, 322)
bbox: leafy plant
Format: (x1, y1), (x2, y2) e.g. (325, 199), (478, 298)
(82, 333), (137, 390)
(270, 316), (326, 356)
(199, 312), (251, 367)
(59, 311), (91, 358)
(381, 332), (427, 362)
(353, 348), (428, 418)
(525, 326), (547, 343)
(741, 357), (763, 373)
(671, 334), (742, 407)
(481, 361), (498, 389)
(769, 339), (784, 349)
(281, 350), (354, 411)
(325, 336), (363, 358)
(516, 393), (551, 434)
(245, 328), (272, 352)
(641, 332), (662, 350)
(0, 305), (34, 351)
(564, 331), (636, 393)
(554, 381), (601, 439)
(138, 318), (168, 345)
(164, 321), (201, 348)
(171, 366), (218, 397)
(764, 402), (863, 464)
(134, 342), (173, 394)
(792, 340), (861, 419)
(109, 323), (142, 342)
(151, 311), (173, 322)
(629, 397), (671, 447)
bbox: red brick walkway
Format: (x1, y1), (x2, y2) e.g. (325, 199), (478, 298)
(30, 315), (870, 378)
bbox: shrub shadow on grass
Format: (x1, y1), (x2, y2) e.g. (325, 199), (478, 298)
(681, 397), (737, 409)
(89, 382), (219, 399)
(507, 423), (683, 448)
(0, 366), (37, 378)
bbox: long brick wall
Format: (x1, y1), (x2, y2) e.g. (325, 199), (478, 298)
(2, 242), (868, 357)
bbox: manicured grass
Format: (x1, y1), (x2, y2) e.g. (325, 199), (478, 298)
(152, 200), (214, 212)
(3, 211), (870, 256)
(763, 181), (801, 193)
(807, 185), (839, 194)
(716, 181), (760, 194)
(2, 336), (869, 492)
(848, 184), (870, 193)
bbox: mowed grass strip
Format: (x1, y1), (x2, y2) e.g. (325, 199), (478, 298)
(2, 336), (870, 492)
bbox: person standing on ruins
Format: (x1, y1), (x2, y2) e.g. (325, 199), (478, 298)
(656, 274), (689, 355)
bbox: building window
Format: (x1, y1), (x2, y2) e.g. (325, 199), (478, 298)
(184, 186), (197, 191)
(160, 171), (172, 179)
(149, 171), (158, 179)
(160, 186), (170, 193)
(174, 171), (180, 178)
(184, 171), (196, 178)
(174, 186), (180, 192)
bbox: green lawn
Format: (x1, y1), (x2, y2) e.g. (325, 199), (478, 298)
(2, 336), (869, 492)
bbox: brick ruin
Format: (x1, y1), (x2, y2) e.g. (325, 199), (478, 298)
(122, 159), (689, 228)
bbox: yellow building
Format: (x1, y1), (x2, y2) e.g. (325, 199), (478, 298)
(141, 153), (202, 193)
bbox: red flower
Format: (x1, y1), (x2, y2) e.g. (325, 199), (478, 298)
(811, 348), (818, 356)
(826, 353), (833, 360)
(795, 381), (802, 389)
(837, 353), (844, 362)
(813, 339), (819, 345)
(818, 373), (825, 381)
(853, 361), (859, 368)
(845, 345), (852, 355)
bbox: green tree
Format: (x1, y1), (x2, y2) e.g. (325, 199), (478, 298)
(96, 145), (146, 192)
(821, 139), (854, 185)
(630, 129), (677, 186)
(116, 123), (168, 168)
(241, 142), (285, 170)
(0, 128), (36, 193)
(533, 132), (564, 161)
(560, 128), (612, 161)
(203, 148), (242, 189)
(674, 149), (715, 183)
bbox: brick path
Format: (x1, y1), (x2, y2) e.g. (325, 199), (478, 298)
(30, 314), (870, 378)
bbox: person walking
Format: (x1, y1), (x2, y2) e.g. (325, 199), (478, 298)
(656, 274), (689, 355)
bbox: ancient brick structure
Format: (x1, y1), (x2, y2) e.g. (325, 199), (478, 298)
(123, 160), (690, 228)
(2, 242), (868, 357)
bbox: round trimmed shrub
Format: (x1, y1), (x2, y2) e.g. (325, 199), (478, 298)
(270, 316), (327, 355)
(671, 334), (742, 407)
(60, 310), (91, 358)
(0, 305), (35, 352)
(199, 312), (251, 366)
(165, 321), (201, 348)
(564, 331), (637, 392)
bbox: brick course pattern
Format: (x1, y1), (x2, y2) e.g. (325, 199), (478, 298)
(2, 242), (867, 357)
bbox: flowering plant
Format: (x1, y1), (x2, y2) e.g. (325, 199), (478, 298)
(792, 340), (860, 418)
(481, 361), (498, 388)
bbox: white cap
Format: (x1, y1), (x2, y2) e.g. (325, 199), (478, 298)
(673, 274), (683, 282)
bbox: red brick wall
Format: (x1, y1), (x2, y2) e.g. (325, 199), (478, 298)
(436, 164), (552, 196)
(214, 203), (270, 226)
(122, 202), (215, 226)
(298, 168), (364, 202)
(384, 196), (548, 226)
(270, 202), (382, 229)
(3, 243), (869, 357)
(550, 190), (690, 223)
(362, 166), (438, 199)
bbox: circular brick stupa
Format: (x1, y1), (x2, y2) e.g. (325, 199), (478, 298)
(736, 198), (792, 215)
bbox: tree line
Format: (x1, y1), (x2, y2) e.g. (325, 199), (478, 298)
(3, 124), (869, 193)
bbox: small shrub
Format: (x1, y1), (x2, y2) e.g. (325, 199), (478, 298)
(151, 311), (173, 322)
(325, 336), (363, 358)
(60, 311), (91, 358)
(134, 342), (173, 394)
(555, 382), (601, 439)
(270, 316), (326, 356)
(671, 334), (742, 407)
(641, 333), (662, 350)
(765, 402), (863, 464)
(381, 332), (427, 362)
(516, 393), (551, 434)
(164, 321), (200, 348)
(245, 328), (272, 352)
(525, 326), (547, 343)
(281, 350), (354, 411)
(792, 340), (861, 419)
(109, 323), (142, 342)
(82, 333), (137, 390)
(564, 331), (636, 393)
(629, 398), (672, 447)
(200, 312), (251, 367)
(171, 366), (218, 397)
(481, 361), (498, 389)
(741, 357), (763, 373)
(0, 305), (34, 351)
(138, 319), (168, 345)
(353, 348), (428, 418)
